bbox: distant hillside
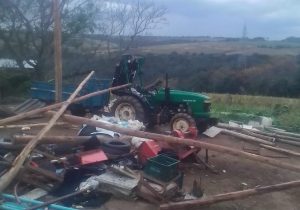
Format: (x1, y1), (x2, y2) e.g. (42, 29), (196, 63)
(75, 35), (300, 56)
(139, 53), (300, 97)
(283, 37), (300, 43)
(1, 35), (300, 99)
(129, 39), (300, 56)
(62, 35), (300, 98)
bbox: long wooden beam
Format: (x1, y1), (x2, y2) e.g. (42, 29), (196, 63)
(277, 139), (300, 147)
(0, 122), (67, 129)
(260, 144), (300, 157)
(160, 179), (300, 210)
(53, 0), (63, 102)
(0, 71), (94, 192)
(0, 83), (131, 126)
(13, 135), (91, 145)
(272, 129), (300, 139)
(241, 129), (275, 142)
(221, 129), (275, 145)
(217, 123), (300, 142)
(52, 113), (300, 172)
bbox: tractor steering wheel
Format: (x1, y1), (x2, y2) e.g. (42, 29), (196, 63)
(145, 79), (163, 93)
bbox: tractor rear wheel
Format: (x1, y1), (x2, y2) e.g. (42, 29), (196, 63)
(170, 113), (196, 132)
(111, 96), (145, 122)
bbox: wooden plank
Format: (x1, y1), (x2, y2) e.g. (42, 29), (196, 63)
(54, 113), (300, 172)
(0, 83), (130, 126)
(160, 180), (300, 210)
(217, 123), (300, 142)
(260, 144), (300, 157)
(241, 129), (275, 142)
(53, 0), (62, 102)
(221, 129), (275, 145)
(0, 71), (94, 192)
(13, 135), (91, 145)
(0, 122), (66, 129)
(26, 165), (63, 182)
(272, 129), (300, 139)
(13, 135), (121, 145)
(277, 139), (300, 147)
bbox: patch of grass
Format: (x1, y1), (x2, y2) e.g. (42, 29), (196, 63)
(208, 93), (300, 132)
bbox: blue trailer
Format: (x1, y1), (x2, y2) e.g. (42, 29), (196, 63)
(30, 78), (111, 115)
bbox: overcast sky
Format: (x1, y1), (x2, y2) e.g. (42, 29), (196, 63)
(152, 0), (300, 40)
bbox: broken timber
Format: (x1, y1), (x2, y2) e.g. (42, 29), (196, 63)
(241, 129), (275, 142)
(277, 139), (300, 147)
(159, 179), (300, 210)
(0, 122), (67, 129)
(0, 83), (131, 126)
(49, 112), (300, 173)
(221, 129), (275, 145)
(13, 135), (123, 145)
(272, 129), (300, 139)
(260, 144), (300, 157)
(217, 123), (300, 143)
(13, 135), (91, 145)
(0, 71), (94, 192)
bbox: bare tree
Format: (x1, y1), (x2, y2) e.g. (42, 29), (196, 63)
(126, 0), (166, 50)
(0, 0), (166, 80)
(97, 0), (166, 56)
(0, 0), (97, 79)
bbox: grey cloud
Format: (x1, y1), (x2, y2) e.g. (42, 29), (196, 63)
(154, 0), (300, 39)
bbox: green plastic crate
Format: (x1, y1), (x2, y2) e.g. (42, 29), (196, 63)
(144, 154), (179, 182)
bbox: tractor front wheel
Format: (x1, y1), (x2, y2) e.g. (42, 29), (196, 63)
(111, 96), (145, 122)
(170, 113), (196, 132)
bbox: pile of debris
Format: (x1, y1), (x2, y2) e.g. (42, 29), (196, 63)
(0, 115), (204, 209)
(0, 72), (299, 210)
(203, 120), (300, 158)
(0, 71), (204, 209)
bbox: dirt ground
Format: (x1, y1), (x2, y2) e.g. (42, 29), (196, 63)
(0, 116), (299, 210)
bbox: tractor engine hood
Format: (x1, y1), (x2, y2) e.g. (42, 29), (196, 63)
(154, 88), (210, 102)
(151, 88), (211, 118)
(169, 89), (209, 101)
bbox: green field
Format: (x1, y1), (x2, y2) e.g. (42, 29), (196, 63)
(134, 40), (300, 56)
(208, 93), (300, 132)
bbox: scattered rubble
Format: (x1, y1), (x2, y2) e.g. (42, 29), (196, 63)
(0, 74), (299, 209)
(0, 112), (203, 208)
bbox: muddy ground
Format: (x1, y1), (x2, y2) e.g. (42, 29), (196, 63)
(0, 116), (299, 210)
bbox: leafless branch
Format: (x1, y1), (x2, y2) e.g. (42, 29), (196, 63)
(97, 0), (166, 56)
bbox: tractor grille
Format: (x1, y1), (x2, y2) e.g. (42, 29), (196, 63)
(204, 101), (211, 112)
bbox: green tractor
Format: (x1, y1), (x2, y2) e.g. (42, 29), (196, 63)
(110, 54), (216, 132)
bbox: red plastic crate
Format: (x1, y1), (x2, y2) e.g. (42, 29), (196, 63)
(76, 149), (108, 165)
(138, 140), (161, 165)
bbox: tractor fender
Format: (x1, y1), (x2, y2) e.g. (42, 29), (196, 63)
(130, 88), (151, 107)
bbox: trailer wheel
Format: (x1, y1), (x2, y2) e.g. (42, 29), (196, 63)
(170, 113), (196, 133)
(111, 96), (145, 122)
(101, 140), (131, 155)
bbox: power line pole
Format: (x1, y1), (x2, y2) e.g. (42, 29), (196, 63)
(53, 0), (62, 102)
(242, 22), (248, 40)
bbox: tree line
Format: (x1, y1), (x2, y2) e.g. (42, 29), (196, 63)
(0, 0), (166, 79)
(0, 0), (299, 100)
(1, 50), (300, 100)
(141, 52), (300, 98)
